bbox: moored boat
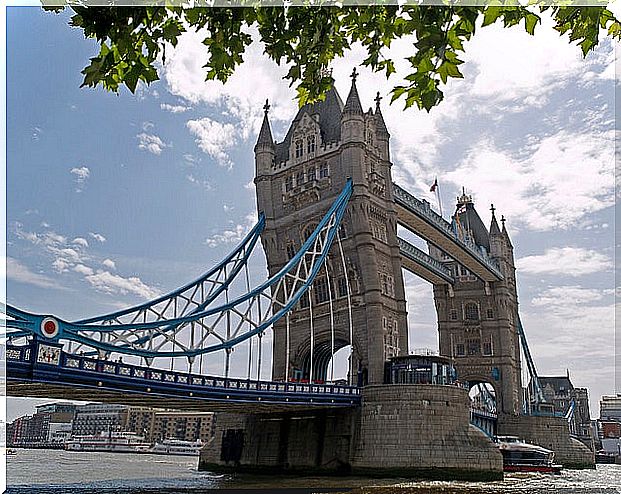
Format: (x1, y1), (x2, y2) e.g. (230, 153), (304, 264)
(150, 438), (203, 456)
(495, 435), (562, 473)
(65, 431), (151, 453)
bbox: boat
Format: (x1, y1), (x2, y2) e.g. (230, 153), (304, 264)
(6, 448), (17, 456)
(65, 431), (151, 453)
(150, 438), (203, 456)
(595, 450), (617, 464)
(495, 435), (562, 473)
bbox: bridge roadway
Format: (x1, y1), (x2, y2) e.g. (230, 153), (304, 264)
(6, 343), (360, 413)
(393, 183), (503, 282)
(398, 237), (455, 285)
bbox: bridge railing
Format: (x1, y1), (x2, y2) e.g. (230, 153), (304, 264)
(397, 237), (454, 282)
(7, 343), (360, 398)
(393, 184), (503, 279)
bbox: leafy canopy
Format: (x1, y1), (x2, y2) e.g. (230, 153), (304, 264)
(45, 3), (620, 111)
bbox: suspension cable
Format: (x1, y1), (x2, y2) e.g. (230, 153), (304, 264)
(325, 257), (335, 383)
(244, 258), (253, 380)
(224, 265), (231, 379)
(309, 285), (314, 384)
(337, 230), (354, 385)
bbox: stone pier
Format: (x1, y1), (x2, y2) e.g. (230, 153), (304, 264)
(498, 414), (595, 469)
(199, 384), (503, 480)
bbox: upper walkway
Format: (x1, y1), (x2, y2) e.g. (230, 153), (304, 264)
(393, 183), (503, 282)
(398, 237), (454, 285)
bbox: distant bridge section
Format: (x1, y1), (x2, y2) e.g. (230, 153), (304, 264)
(398, 237), (455, 285)
(6, 342), (360, 413)
(393, 183), (503, 282)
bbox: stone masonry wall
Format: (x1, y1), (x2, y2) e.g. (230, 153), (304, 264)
(498, 414), (595, 469)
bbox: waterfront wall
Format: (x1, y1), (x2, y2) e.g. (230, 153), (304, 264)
(199, 384), (503, 480)
(351, 385), (502, 480)
(498, 414), (595, 469)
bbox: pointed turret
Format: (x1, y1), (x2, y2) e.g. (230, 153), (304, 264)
(374, 92), (390, 140)
(255, 99), (274, 151)
(342, 68), (363, 115)
(254, 99), (275, 177)
(489, 204), (501, 236)
(501, 215), (513, 249)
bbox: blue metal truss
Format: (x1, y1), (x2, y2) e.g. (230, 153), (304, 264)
(4, 180), (353, 362)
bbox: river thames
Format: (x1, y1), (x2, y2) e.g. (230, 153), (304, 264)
(5, 449), (621, 493)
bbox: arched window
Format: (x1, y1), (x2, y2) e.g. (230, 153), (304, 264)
(303, 224), (317, 242)
(295, 139), (303, 159)
(319, 163), (329, 179)
(307, 135), (316, 154)
(464, 302), (479, 321)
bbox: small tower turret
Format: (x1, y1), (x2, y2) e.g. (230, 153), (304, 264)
(254, 99), (275, 177)
(489, 204), (503, 258)
(374, 91), (390, 160)
(341, 68), (364, 143)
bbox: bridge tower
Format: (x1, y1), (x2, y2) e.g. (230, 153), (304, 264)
(254, 73), (408, 385)
(431, 193), (523, 415)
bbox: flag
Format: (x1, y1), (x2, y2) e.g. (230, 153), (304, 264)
(429, 178), (438, 193)
(456, 204), (467, 215)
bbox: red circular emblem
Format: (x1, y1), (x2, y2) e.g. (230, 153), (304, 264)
(40, 317), (59, 338)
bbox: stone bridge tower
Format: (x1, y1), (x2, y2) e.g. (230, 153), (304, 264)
(254, 73), (408, 385)
(431, 194), (523, 415)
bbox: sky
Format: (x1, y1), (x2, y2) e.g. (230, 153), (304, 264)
(4, 7), (618, 421)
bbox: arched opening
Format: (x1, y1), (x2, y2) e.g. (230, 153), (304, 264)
(296, 338), (351, 384)
(468, 381), (497, 415)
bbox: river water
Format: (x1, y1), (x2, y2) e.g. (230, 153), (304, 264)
(6, 449), (621, 493)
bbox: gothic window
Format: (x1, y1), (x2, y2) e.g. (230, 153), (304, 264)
(450, 309), (458, 321)
(307, 135), (316, 154)
(459, 265), (469, 276)
(486, 308), (494, 319)
(296, 171), (305, 187)
(300, 292), (309, 308)
(380, 273), (394, 297)
(338, 223), (348, 239)
(337, 277), (347, 298)
(286, 242), (296, 260)
(483, 341), (492, 356)
(320, 163), (329, 179)
(464, 303), (479, 321)
(456, 343), (465, 356)
(307, 166), (316, 182)
(295, 139), (304, 159)
(467, 339), (480, 355)
(314, 277), (329, 304)
(285, 175), (293, 192)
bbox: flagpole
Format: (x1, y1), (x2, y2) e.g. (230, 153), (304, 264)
(436, 186), (443, 218)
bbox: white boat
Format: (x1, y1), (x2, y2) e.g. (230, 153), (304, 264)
(150, 439), (203, 456)
(65, 431), (151, 453)
(495, 435), (562, 473)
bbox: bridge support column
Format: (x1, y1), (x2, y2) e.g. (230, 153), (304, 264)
(497, 414), (595, 469)
(199, 409), (356, 475)
(351, 385), (502, 480)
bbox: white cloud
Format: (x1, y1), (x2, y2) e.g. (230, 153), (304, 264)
(517, 247), (612, 277)
(85, 270), (160, 300)
(205, 213), (256, 248)
(185, 174), (213, 190)
(72, 237), (89, 248)
(89, 232), (106, 243)
(70, 166), (90, 192)
(186, 117), (237, 168)
(531, 286), (611, 307)
(102, 259), (116, 270)
(51, 258), (70, 273)
(73, 264), (94, 276)
(6, 257), (63, 289)
(160, 103), (191, 113)
(443, 129), (614, 231)
(137, 132), (170, 155)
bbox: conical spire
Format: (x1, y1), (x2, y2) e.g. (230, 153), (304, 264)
(374, 91), (390, 138)
(255, 99), (274, 150)
(501, 215), (513, 248)
(342, 68), (363, 115)
(489, 204), (500, 236)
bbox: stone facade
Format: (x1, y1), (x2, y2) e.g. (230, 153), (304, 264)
(431, 199), (523, 415)
(255, 77), (407, 385)
(498, 414), (595, 468)
(200, 384), (503, 479)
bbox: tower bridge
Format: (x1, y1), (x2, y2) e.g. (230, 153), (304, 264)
(4, 73), (594, 478)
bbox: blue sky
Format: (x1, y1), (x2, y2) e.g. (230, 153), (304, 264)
(5, 7), (617, 420)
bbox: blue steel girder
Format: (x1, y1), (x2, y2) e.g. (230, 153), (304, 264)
(4, 180), (353, 361)
(6, 342), (361, 411)
(398, 237), (455, 285)
(392, 183), (503, 282)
